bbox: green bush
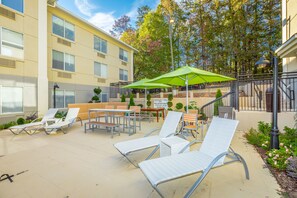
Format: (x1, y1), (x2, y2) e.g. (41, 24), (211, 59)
(184, 105), (193, 112)
(245, 128), (270, 149)
(214, 89), (223, 116)
(17, 117), (25, 125)
(168, 94), (173, 101)
(258, 121), (271, 136)
(55, 111), (67, 118)
(137, 104), (143, 108)
(3, 121), (17, 129)
(92, 95), (99, 102)
(175, 102), (183, 110)
(121, 94), (126, 102)
(129, 94), (135, 107)
(146, 94), (152, 108)
(266, 148), (294, 170)
(167, 94), (173, 109)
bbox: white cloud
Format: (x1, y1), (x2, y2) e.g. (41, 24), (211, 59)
(88, 12), (116, 32)
(74, 0), (96, 17)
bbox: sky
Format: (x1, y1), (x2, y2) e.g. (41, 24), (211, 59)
(57, 0), (160, 33)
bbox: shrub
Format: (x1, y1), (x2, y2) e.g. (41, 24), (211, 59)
(121, 94), (126, 102)
(184, 105), (193, 112)
(146, 94), (152, 108)
(214, 89), (223, 116)
(91, 87), (101, 102)
(175, 102), (183, 110)
(55, 111), (67, 118)
(3, 121), (17, 129)
(167, 94), (173, 109)
(17, 118), (25, 125)
(137, 104), (143, 108)
(286, 157), (297, 179)
(266, 147), (294, 170)
(245, 128), (270, 149)
(129, 94), (135, 107)
(258, 121), (271, 136)
(92, 95), (99, 102)
(168, 94), (173, 101)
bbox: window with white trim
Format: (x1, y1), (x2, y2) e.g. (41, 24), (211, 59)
(52, 15), (75, 41)
(94, 36), (107, 54)
(52, 50), (75, 72)
(54, 90), (75, 108)
(0, 86), (23, 114)
(94, 62), (107, 78)
(119, 69), (128, 81)
(119, 48), (128, 62)
(0, 27), (24, 59)
(1, 0), (23, 13)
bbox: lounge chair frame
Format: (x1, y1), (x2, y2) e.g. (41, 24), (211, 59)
(114, 111), (183, 167)
(139, 117), (250, 198)
(149, 146), (249, 198)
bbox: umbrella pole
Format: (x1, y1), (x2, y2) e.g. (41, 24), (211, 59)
(186, 76), (189, 113)
(145, 88), (147, 108)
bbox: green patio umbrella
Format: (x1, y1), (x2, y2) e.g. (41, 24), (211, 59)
(148, 66), (235, 112)
(123, 78), (171, 108)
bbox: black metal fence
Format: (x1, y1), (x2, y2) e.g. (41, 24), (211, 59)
(237, 72), (297, 112)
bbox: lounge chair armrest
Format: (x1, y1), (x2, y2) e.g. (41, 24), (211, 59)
(178, 140), (202, 154)
(165, 133), (176, 138)
(144, 128), (161, 137)
(30, 118), (41, 123)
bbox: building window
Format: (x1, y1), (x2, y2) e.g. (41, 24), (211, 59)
(0, 27), (24, 59)
(52, 16), (75, 41)
(94, 36), (107, 54)
(119, 69), (128, 81)
(0, 86), (23, 114)
(55, 90), (75, 108)
(52, 50), (75, 72)
(101, 93), (108, 102)
(119, 48), (128, 62)
(94, 62), (107, 78)
(1, 0), (23, 13)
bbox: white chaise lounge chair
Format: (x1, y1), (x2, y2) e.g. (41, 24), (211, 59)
(43, 108), (80, 135)
(9, 108), (59, 135)
(139, 117), (249, 198)
(114, 111), (183, 167)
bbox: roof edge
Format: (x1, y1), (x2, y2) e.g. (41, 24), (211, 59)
(53, 5), (138, 52)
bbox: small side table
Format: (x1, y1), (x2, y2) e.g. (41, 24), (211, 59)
(160, 136), (189, 157)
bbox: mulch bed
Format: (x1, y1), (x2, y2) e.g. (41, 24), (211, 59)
(255, 147), (297, 198)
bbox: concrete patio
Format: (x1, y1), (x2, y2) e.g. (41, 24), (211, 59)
(0, 120), (281, 198)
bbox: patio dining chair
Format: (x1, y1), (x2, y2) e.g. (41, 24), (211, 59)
(181, 113), (199, 138)
(114, 111), (183, 167)
(139, 117), (249, 198)
(43, 108), (80, 134)
(126, 106), (141, 130)
(8, 108), (59, 135)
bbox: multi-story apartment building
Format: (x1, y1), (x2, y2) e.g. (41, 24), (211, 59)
(276, 0), (297, 72)
(0, 0), (136, 122)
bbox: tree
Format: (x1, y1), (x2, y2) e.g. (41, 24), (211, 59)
(110, 15), (134, 38)
(214, 89), (223, 116)
(136, 5), (151, 27)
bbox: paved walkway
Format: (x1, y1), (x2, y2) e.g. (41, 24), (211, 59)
(0, 120), (281, 198)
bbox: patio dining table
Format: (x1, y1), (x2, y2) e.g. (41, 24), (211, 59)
(88, 108), (137, 135)
(141, 108), (165, 122)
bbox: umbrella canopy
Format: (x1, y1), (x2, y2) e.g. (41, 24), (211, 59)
(123, 78), (171, 108)
(123, 78), (171, 90)
(148, 66), (235, 112)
